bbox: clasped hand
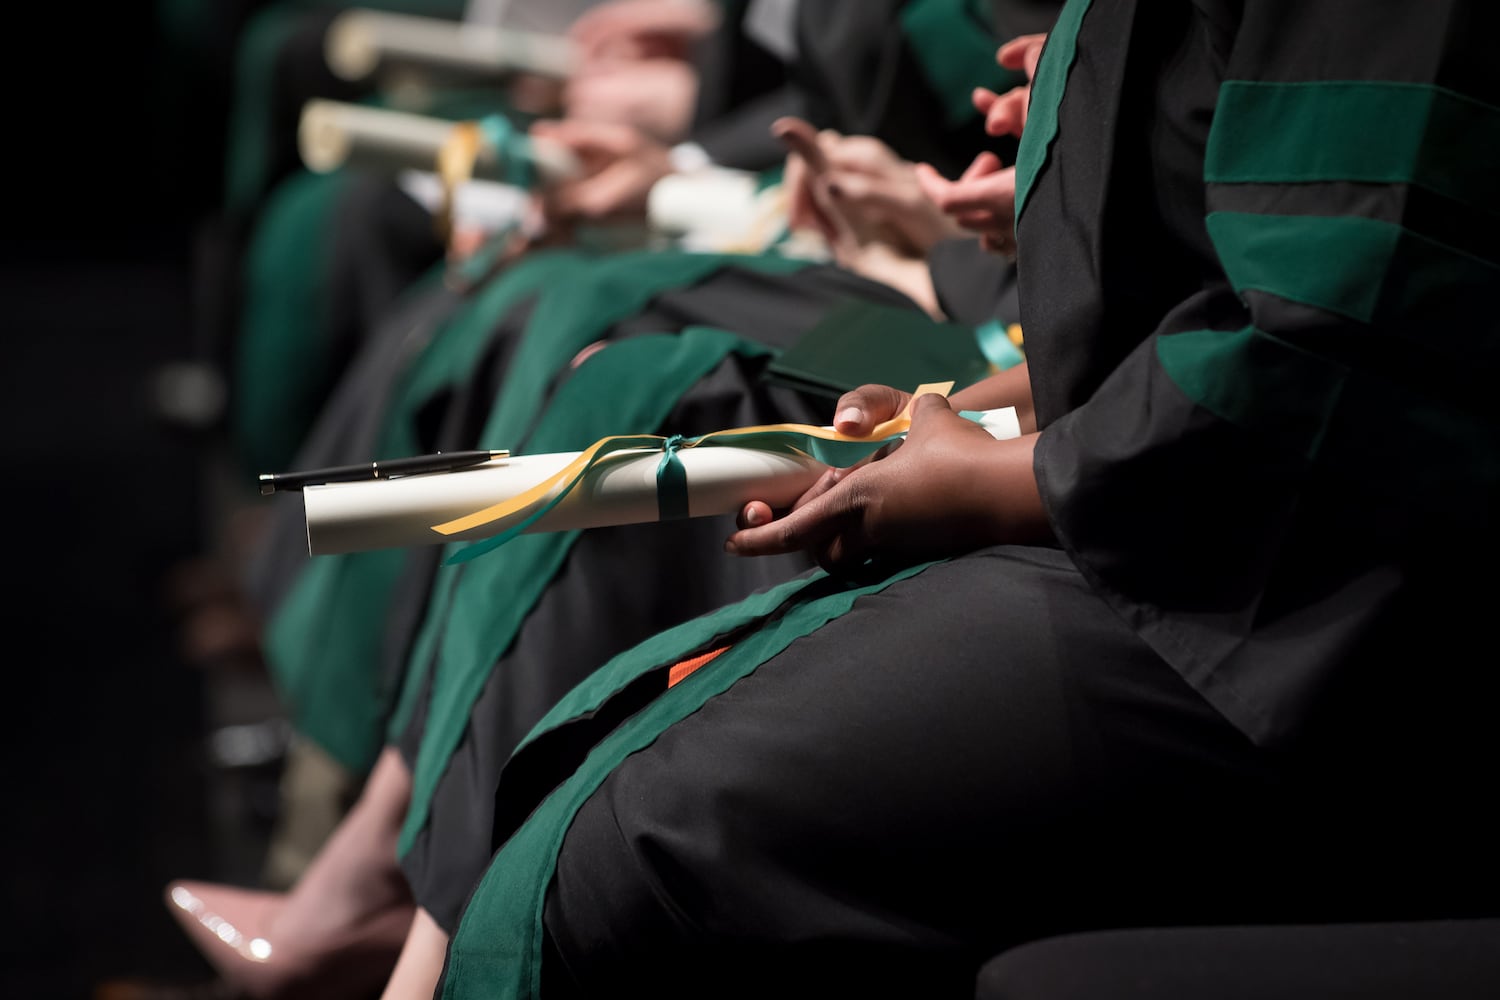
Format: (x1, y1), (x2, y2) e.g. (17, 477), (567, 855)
(725, 385), (1045, 576)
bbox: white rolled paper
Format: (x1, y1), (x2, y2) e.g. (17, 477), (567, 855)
(298, 99), (581, 184)
(304, 446), (824, 556)
(395, 170), (535, 233)
(325, 10), (579, 82)
(647, 168), (763, 240)
(299, 99), (457, 175)
(301, 408), (1022, 556)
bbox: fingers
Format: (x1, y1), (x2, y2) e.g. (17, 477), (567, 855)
(809, 175), (862, 263)
(568, 0), (720, 62)
(724, 474), (861, 559)
(823, 171), (905, 215)
(983, 87), (1029, 137)
(549, 163), (640, 219)
(734, 461), (845, 533)
(775, 117), (842, 240)
(777, 120), (894, 179)
(981, 232), (1017, 258)
(782, 151), (815, 230)
(995, 35), (1031, 69)
(914, 157), (1018, 253)
(772, 116), (829, 174)
(913, 161), (948, 208)
(916, 161), (1016, 215)
(736, 499), (776, 530)
(959, 151), (1004, 181)
(834, 384), (912, 436)
(821, 135), (900, 174)
(529, 118), (637, 159)
(936, 171), (1016, 214)
(997, 33), (1047, 75)
(905, 389), (957, 427)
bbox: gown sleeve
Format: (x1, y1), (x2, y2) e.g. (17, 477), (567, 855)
(1031, 0), (1500, 747)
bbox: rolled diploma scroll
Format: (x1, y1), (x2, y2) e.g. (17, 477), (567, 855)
(302, 408), (1022, 556)
(325, 10), (579, 82)
(298, 99), (581, 184)
(647, 169), (763, 239)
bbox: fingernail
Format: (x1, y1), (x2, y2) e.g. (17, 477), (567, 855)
(723, 538), (739, 554)
(744, 507), (763, 526)
(836, 407), (863, 427)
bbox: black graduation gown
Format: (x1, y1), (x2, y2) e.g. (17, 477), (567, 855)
(257, 0), (1027, 780)
(427, 1), (1500, 997)
(256, 0), (1049, 922)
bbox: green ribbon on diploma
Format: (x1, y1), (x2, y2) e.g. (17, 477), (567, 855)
(434, 383), (963, 565)
(655, 435), (689, 522)
(975, 318), (1026, 371)
(478, 114), (536, 190)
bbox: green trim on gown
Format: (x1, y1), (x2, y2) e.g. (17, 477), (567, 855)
(392, 249), (813, 847)
(224, 0), (469, 214)
(265, 247), (809, 776)
(440, 559), (940, 999)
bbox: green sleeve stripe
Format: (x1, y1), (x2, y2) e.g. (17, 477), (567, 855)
(1206, 210), (1500, 325)
(1206, 81), (1500, 215)
(900, 0), (1018, 128)
(1156, 326), (1347, 459)
(1013, 0), (1092, 220)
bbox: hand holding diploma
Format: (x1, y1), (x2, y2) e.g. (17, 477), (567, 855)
(726, 380), (1052, 577)
(295, 383), (1025, 561)
(530, 118), (674, 222)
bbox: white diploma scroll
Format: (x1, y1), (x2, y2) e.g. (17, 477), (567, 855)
(325, 9), (579, 83)
(647, 168), (768, 248)
(299, 99), (456, 175)
(298, 99), (581, 184)
(301, 408), (1022, 556)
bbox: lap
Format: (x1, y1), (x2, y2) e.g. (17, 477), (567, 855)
(542, 546), (1276, 996)
(397, 341), (828, 930)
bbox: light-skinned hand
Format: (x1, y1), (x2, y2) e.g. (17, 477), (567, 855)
(568, 0), (721, 65)
(913, 153), (1018, 257)
(563, 57), (699, 143)
(529, 118), (673, 221)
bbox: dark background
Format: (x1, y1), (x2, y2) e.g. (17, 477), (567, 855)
(1, 4), (282, 997)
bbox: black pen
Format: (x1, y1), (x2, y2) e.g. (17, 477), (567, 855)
(259, 449), (509, 495)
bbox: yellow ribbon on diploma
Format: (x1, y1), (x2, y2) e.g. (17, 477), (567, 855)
(430, 382), (955, 562)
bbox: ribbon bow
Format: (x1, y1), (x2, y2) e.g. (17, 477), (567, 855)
(435, 114), (537, 242)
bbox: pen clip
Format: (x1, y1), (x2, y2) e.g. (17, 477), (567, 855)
(258, 448), (510, 496)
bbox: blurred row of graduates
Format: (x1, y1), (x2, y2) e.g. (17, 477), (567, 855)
(145, 1), (1500, 999)
(162, 4), (1061, 997)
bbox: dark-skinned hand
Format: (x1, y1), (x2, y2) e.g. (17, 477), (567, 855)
(725, 388), (1047, 577)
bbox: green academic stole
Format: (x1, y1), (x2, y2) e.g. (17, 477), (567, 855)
(393, 250), (814, 854)
(1013, 0), (1093, 222)
(438, 559), (942, 1000)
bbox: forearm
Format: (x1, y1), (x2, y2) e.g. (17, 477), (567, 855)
(950, 363), (1035, 433)
(958, 432), (1052, 548)
(727, 404), (1053, 566)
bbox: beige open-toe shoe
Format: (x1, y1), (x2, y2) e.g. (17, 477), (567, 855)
(164, 880), (414, 1000)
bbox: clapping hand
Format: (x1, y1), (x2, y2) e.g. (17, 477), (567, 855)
(912, 33), (1047, 258)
